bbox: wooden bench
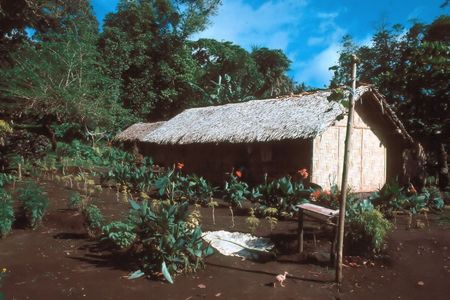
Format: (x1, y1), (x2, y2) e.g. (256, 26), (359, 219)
(297, 203), (339, 262)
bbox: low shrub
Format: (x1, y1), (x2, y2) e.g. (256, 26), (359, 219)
(251, 174), (313, 218)
(224, 172), (250, 208)
(82, 204), (104, 238)
(105, 157), (156, 192)
(346, 209), (393, 254)
(345, 197), (392, 254)
(17, 181), (48, 228)
(424, 186), (445, 211)
(68, 192), (82, 209)
(128, 199), (213, 283)
(0, 189), (14, 238)
(371, 181), (445, 215)
(178, 175), (217, 205)
(0, 173), (14, 188)
(102, 221), (136, 249)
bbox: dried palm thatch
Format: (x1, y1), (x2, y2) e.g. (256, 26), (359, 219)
(114, 122), (165, 142)
(142, 86), (412, 145)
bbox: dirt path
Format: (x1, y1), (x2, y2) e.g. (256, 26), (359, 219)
(1, 180), (449, 299)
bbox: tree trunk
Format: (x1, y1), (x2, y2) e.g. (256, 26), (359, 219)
(44, 123), (57, 151)
(438, 143), (449, 189)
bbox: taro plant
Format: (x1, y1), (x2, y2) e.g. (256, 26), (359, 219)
(0, 267), (7, 293)
(0, 173), (14, 188)
(17, 181), (48, 228)
(224, 171), (250, 227)
(245, 208), (260, 233)
(346, 209), (393, 254)
(0, 188), (14, 238)
(82, 204), (104, 238)
(68, 192), (82, 209)
(252, 174), (312, 218)
(104, 157), (156, 192)
(127, 199), (213, 283)
(345, 197), (393, 254)
(102, 221), (136, 249)
(424, 186), (444, 211)
(178, 175), (217, 205)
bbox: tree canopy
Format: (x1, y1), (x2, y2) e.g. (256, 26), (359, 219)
(330, 15), (450, 187)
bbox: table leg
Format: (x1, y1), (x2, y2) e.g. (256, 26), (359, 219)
(298, 210), (304, 253)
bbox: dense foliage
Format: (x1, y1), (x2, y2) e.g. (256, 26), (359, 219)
(17, 181), (48, 228)
(0, 188), (14, 238)
(126, 199), (213, 283)
(330, 16), (450, 188)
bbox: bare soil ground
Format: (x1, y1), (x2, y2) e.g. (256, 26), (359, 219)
(1, 179), (449, 300)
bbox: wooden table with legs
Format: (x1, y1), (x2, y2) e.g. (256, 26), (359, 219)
(297, 203), (339, 262)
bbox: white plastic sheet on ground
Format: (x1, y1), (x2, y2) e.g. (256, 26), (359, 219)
(202, 230), (274, 260)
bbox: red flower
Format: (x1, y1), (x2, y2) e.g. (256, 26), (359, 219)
(408, 184), (417, 194)
(176, 162), (184, 170)
(298, 168), (309, 179)
(235, 170), (242, 178)
(310, 190), (321, 201)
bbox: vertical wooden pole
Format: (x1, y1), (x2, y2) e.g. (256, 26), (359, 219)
(298, 209), (304, 253)
(336, 55), (358, 284)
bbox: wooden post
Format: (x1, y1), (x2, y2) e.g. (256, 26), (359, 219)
(336, 55), (358, 284)
(18, 163), (22, 180)
(298, 209), (304, 253)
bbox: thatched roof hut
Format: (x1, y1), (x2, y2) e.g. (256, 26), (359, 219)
(121, 86), (414, 191)
(142, 86), (413, 145)
(114, 122), (165, 143)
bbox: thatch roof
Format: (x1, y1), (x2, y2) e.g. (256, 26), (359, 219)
(140, 86), (413, 145)
(114, 122), (165, 142)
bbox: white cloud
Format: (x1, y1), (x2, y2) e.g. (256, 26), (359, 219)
(192, 0), (308, 50)
(193, 1), (348, 87)
(296, 43), (340, 87)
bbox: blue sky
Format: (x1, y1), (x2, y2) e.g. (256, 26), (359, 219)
(92, 0), (448, 87)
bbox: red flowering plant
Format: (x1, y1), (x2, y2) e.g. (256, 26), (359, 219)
(297, 168), (309, 180)
(224, 169), (250, 227)
(251, 173), (314, 219)
(309, 185), (340, 209)
(224, 169), (250, 207)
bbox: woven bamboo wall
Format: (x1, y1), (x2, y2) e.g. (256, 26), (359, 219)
(312, 111), (386, 192)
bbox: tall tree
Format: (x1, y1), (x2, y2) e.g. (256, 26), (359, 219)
(330, 16), (450, 187)
(190, 38), (262, 104)
(251, 47), (293, 98)
(0, 0), (57, 66)
(0, 0), (132, 148)
(99, 0), (221, 120)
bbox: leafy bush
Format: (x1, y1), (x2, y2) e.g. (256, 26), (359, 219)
(82, 204), (104, 238)
(0, 189), (14, 238)
(68, 192), (82, 209)
(56, 139), (137, 168)
(105, 157), (156, 191)
(371, 181), (445, 214)
(17, 181), (48, 228)
(224, 173), (250, 208)
(102, 221), (136, 249)
(251, 175), (312, 218)
(424, 186), (444, 211)
(127, 199), (213, 283)
(0, 173), (14, 188)
(346, 209), (393, 254)
(345, 197), (392, 254)
(178, 174), (217, 205)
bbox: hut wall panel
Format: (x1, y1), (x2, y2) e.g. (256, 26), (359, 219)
(361, 129), (386, 190)
(348, 128), (362, 189)
(313, 110), (387, 192)
(312, 127), (340, 189)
